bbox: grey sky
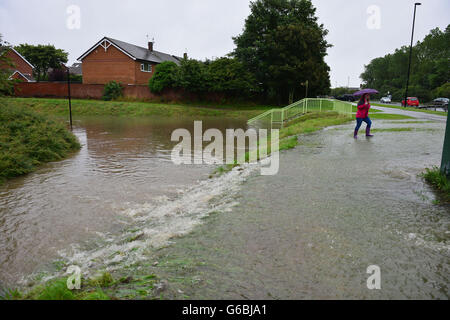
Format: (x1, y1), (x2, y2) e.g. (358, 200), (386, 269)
(1, 0), (448, 88)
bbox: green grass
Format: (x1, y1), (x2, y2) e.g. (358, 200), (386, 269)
(371, 128), (414, 132)
(422, 167), (450, 202)
(6, 97), (273, 119)
(0, 99), (81, 184)
(280, 112), (351, 140)
(211, 111), (351, 176)
(354, 113), (414, 120)
(372, 102), (448, 116)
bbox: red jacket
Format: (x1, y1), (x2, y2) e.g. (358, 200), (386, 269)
(356, 102), (370, 119)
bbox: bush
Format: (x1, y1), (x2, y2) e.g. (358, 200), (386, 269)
(103, 81), (123, 101)
(148, 61), (179, 93)
(176, 59), (209, 92)
(434, 82), (450, 99)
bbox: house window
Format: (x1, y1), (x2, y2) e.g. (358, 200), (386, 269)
(140, 63), (152, 73)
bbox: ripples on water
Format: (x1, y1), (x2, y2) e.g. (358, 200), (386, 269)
(0, 116), (249, 286)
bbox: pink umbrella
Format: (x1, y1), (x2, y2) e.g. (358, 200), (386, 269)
(353, 88), (379, 96)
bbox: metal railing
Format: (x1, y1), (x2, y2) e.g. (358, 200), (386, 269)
(247, 98), (353, 129)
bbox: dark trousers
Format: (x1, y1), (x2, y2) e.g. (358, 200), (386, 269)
(355, 117), (372, 131)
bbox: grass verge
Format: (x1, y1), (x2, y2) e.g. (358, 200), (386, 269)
(6, 97), (273, 119)
(0, 99), (81, 184)
(212, 111), (351, 176)
(421, 166), (450, 202)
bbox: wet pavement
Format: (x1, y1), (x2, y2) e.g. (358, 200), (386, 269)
(154, 113), (449, 299)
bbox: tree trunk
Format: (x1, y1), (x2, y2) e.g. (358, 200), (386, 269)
(288, 88), (294, 105)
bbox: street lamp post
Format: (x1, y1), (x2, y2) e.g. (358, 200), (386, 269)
(66, 67), (73, 130)
(403, 2), (421, 107)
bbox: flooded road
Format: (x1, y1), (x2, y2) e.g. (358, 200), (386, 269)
(150, 116), (449, 299)
(0, 116), (248, 286)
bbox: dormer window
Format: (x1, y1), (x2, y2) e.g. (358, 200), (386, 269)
(140, 63), (152, 73)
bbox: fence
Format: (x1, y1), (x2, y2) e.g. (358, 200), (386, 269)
(247, 98), (353, 129)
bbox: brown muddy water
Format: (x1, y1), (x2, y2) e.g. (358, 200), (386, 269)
(0, 116), (248, 287)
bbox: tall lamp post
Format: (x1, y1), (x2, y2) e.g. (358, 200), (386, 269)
(66, 67), (73, 130)
(403, 2), (421, 107)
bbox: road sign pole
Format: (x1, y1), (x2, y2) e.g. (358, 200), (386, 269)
(441, 111), (450, 177)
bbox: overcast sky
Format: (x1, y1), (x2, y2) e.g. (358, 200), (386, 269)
(0, 0), (448, 87)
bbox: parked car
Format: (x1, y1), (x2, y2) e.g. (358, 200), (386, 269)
(401, 97), (420, 107)
(432, 98), (449, 111)
(336, 94), (357, 102)
(433, 97), (449, 106)
(380, 96), (391, 104)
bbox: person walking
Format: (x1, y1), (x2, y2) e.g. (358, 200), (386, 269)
(354, 93), (374, 139)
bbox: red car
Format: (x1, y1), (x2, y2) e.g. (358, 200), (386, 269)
(402, 97), (420, 107)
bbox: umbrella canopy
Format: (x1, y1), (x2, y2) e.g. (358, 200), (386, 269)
(353, 88), (379, 96)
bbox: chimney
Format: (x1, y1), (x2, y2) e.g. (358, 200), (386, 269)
(148, 41), (153, 52)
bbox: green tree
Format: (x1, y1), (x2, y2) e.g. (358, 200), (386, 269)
(361, 25), (450, 102)
(207, 57), (257, 96)
(176, 58), (209, 92)
(233, 0), (331, 103)
(148, 61), (179, 93)
(14, 44), (68, 82)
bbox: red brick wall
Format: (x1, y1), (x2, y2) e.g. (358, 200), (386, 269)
(134, 61), (156, 85)
(13, 82), (225, 102)
(14, 82), (104, 99)
(82, 45), (136, 85)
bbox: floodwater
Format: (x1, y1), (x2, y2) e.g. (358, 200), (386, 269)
(0, 116), (248, 287)
(155, 117), (449, 299)
(0, 111), (449, 300)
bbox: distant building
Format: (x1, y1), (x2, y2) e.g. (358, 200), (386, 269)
(69, 62), (82, 76)
(1, 48), (35, 82)
(77, 37), (182, 85)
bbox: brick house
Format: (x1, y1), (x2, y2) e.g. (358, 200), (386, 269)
(1, 48), (35, 82)
(77, 37), (182, 85)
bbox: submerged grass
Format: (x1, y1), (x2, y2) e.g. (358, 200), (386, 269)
(0, 99), (81, 184)
(421, 167), (450, 202)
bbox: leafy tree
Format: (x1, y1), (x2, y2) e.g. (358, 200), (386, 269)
(233, 0), (331, 103)
(176, 58), (209, 92)
(330, 87), (357, 97)
(148, 61), (179, 93)
(14, 44), (68, 82)
(206, 57), (257, 96)
(361, 25), (450, 102)
(434, 83), (450, 99)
